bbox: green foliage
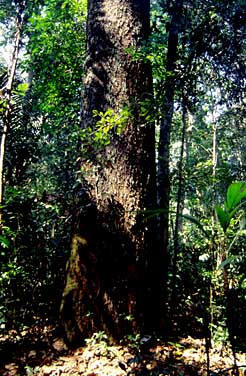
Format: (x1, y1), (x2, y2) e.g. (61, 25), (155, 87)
(0, 0), (87, 334)
(0, 236), (9, 248)
(93, 108), (132, 146)
(215, 182), (246, 233)
(85, 331), (117, 357)
(0, 0), (16, 26)
(85, 331), (108, 346)
(14, 83), (29, 97)
(26, 0), (86, 121)
(226, 182), (246, 211)
(122, 333), (141, 350)
(0, 225), (16, 250)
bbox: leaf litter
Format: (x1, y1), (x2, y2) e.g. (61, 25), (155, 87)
(0, 326), (245, 376)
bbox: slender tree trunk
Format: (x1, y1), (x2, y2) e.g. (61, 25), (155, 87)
(157, 0), (183, 332)
(0, 0), (26, 226)
(170, 98), (188, 319)
(209, 109), (218, 344)
(61, 0), (158, 343)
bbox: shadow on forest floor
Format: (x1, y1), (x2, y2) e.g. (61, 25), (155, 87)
(0, 323), (246, 376)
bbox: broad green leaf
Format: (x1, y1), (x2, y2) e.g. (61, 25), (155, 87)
(215, 205), (229, 233)
(219, 257), (232, 269)
(226, 182), (246, 212)
(0, 236), (10, 248)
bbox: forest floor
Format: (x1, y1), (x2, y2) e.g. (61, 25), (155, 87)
(0, 324), (246, 376)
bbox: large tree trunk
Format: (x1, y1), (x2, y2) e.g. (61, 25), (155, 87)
(61, 0), (158, 343)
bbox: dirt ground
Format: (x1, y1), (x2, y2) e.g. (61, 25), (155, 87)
(1, 326), (246, 376)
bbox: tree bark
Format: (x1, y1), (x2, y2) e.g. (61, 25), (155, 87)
(61, 0), (158, 343)
(170, 98), (188, 320)
(157, 0), (183, 332)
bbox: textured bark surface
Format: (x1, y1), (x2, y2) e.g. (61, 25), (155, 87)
(61, 0), (158, 342)
(82, 0), (154, 235)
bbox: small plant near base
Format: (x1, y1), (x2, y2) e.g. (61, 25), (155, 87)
(85, 331), (117, 358)
(123, 333), (142, 350)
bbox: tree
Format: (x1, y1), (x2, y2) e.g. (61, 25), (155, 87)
(0, 0), (244, 350)
(155, 0), (184, 330)
(0, 0), (26, 224)
(60, 0), (158, 343)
